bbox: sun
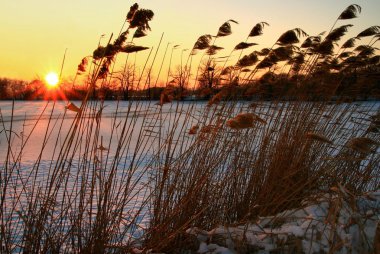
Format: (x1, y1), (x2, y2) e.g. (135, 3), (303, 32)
(45, 72), (59, 88)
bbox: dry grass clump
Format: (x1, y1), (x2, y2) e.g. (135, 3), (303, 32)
(143, 101), (380, 252)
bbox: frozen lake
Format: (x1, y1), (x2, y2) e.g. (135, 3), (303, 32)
(2, 100), (379, 162)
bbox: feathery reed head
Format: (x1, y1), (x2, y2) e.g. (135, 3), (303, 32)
(227, 113), (254, 129)
(338, 51), (353, 58)
(357, 26), (380, 38)
(77, 57), (88, 74)
(93, 46), (108, 60)
(217, 19), (238, 37)
(113, 30), (129, 50)
(199, 124), (221, 135)
(192, 34), (213, 55)
(256, 54), (278, 69)
(193, 34), (213, 50)
(301, 34), (323, 48)
(315, 40), (336, 55)
(227, 113), (266, 129)
(98, 60), (112, 79)
(326, 25), (353, 42)
(273, 46), (295, 61)
(355, 45), (377, 58)
(305, 132), (333, 144)
(348, 137), (379, 154)
(189, 125), (199, 135)
(256, 48), (271, 56)
(234, 42), (258, 50)
(208, 92), (224, 106)
(133, 27), (147, 38)
(338, 4), (361, 20)
(129, 8), (154, 31)
(341, 37), (359, 49)
(122, 44), (150, 53)
(277, 28), (308, 45)
(126, 3), (139, 21)
(206, 45), (224, 55)
(236, 52), (258, 67)
(249, 22), (269, 37)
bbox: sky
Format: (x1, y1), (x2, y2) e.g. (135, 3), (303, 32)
(0, 0), (379, 83)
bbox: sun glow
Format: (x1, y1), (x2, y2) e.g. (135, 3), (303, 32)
(45, 72), (59, 88)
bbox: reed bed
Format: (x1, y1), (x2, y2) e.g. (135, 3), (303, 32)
(1, 99), (379, 253)
(0, 2), (379, 253)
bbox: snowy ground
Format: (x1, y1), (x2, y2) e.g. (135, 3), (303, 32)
(186, 186), (380, 254)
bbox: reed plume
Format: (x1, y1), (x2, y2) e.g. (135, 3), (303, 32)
(338, 4), (361, 20)
(206, 45), (224, 55)
(348, 137), (379, 154)
(325, 24), (353, 42)
(189, 125), (199, 135)
(305, 132), (333, 144)
(122, 45), (150, 53)
(77, 57), (88, 74)
(234, 42), (258, 50)
(357, 26), (380, 38)
(341, 37), (359, 49)
(276, 28), (308, 46)
(249, 22), (269, 37)
(236, 52), (258, 67)
(217, 19), (238, 37)
(133, 27), (147, 38)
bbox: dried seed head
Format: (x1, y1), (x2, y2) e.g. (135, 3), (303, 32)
(206, 45), (224, 55)
(200, 125), (217, 134)
(234, 42), (258, 50)
(189, 125), (199, 135)
(208, 92), (224, 106)
(133, 27), (147, 38)
(129, 9), (154, 31)
(227, 113), (254, 129)
(217, 19), (238, 37)
(348, 137), (379, 154)
(77, 57), (88, 73)
(338, 4), (361, 20)
(122, 45), (149, 53)
(249, 22), (269, 37)
(305, 132), (333, 144)
(126, 3), (139, 21)
(193, 34), (213, 50)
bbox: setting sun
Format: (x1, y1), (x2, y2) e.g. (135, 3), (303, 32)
(45, 72), (59, 88)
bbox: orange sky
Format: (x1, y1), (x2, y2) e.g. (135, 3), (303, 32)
(0, 0), (379, 84)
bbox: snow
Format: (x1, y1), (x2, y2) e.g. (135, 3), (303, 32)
(187, 190), (380, 253)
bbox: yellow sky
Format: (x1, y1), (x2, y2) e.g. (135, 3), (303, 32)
(0, 0), (379, 83)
